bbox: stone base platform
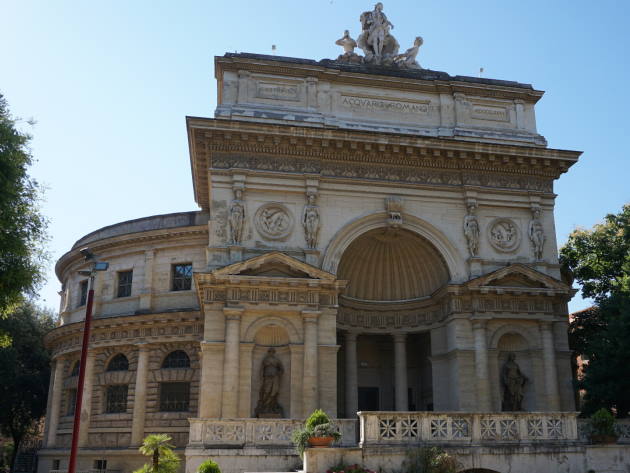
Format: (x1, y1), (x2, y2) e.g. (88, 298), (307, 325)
(304, 444), (630, 473)
(185, 447), (300, 473)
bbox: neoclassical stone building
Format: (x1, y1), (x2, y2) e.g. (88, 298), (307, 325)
(39, 7), (630, 473)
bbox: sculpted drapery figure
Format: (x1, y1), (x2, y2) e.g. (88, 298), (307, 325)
(357, 3), (399, 63)
(501, 352), (528, 411)
(463, 202), (480, 257)
(255, 348), (284, 417)
(529, 208), (546, 260)
(228, 188), (245, 245)
(393, 36), (423, 69)
(302, 193), (320, 249)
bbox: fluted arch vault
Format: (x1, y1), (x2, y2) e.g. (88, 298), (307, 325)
(337, 228), (450, 301)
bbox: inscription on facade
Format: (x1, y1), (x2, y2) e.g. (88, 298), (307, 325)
(472, 105), (509, 122)
(341, 95), (429, 115)
(256, 82), (300, 101)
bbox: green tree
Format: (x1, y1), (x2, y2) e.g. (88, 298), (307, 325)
(560, 203), (630, 417)
(0, 93), (48, 319)
(135, 434), (180, 473)
(0, 302), (55, 472)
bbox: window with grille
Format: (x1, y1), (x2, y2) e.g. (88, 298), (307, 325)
(93, 459), (107, 471)
(78, 280), (88, 307)
(70, 361), (80, 376)
(52, 460), (60, 470)
(106, 354), (129, 372)
(159, 382), (190, 412)
(171, 263), (192, 291)
(116, 270), (133, 298)
(162, 350), (190, 369)
(105, 385), (128, 413)
(67, 389), (77, 415)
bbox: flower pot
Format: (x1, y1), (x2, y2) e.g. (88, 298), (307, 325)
(308, 436), (334, 448)
(590, 434), (618, 444)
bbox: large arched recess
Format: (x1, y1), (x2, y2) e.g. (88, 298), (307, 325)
(321, 211), (467, 283)
(337, 227), (450, 301)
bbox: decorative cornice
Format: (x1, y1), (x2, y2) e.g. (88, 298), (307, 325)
(56, 226), (208, 280)
(187, 118), (580, 211)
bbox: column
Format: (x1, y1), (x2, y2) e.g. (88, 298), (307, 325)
(540, 321), (560, 411)
(345, 331), (358, 418)
(131, 344), (150, 446)
(289, 345), (304, 419)
(46, 356), (65, 447)
(78, 351), (95, 447)
(221, 308), (242, 418)
(199, 342), (224, 418)
(393, 333), (408, 411)
(237, 343), (254, 418)
(302, 310), (320, 417)
(472, 319), (492, 411)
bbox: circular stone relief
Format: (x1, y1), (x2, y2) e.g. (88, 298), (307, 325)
(487, 218), (520, 252)
(254, 203), (294, 240)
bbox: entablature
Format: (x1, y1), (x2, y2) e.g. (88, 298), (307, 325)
(188, 118), (580, 211)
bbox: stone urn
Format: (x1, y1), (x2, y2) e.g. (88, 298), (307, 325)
(308, 436), (335, 448)
(590, 433), (618, 444)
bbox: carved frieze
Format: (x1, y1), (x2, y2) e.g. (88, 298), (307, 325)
(211, 154), (553, 193)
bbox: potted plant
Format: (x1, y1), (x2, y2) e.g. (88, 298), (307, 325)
(292, 409), (341, 457)
(589, 408), (618, 444)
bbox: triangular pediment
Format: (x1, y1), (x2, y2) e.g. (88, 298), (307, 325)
(466, 264), (570, 292)
(211, 251), (336, 281)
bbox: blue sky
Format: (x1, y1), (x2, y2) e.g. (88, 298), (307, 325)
(2, 1), (629, 312)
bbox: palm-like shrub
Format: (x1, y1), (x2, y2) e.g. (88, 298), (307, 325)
(197, 459), (221, 473)
(134, 434), (180, 473)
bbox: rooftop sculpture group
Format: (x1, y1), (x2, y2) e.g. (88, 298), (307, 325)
(335, 2), (423, 69)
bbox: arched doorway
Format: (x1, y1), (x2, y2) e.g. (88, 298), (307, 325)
(335, 227), (450, 417)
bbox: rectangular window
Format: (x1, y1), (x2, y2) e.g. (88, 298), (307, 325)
(93, 459), (107, 471)
(52, 459), (60, 470)
(171, 263), (192, 291)
(105, 384), (128, 413)
(78, 280), (88, 307)
(67, 389), (77, 415)
(159, 382), (190, 412)
(116, 270), (133, 298)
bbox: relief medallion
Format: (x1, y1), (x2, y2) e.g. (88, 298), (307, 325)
(255, 203), (294, 240)
(488, 218), (520, 252)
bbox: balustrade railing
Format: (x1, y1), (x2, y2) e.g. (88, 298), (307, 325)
(188, 418), (357, 448)
(359, 412), (579, 446)
(577, 418), (630, 444)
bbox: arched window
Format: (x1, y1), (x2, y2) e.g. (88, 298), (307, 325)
(106, 354), (129, 372)
(70, 361), (80, 377)
(162, 350), (190, 369)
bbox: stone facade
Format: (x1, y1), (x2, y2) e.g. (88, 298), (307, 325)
(39, 16), (630, 473)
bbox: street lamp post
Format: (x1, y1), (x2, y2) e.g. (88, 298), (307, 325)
(68, 248), (108, 473)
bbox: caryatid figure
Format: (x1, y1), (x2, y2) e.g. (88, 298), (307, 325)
(228, 188), (245, 245)
(529, 208), (546, 260)
(302, 193), (320, 249)
(463, 202), (480, 257)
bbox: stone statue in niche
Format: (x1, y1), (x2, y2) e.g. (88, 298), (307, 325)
(357, 3), (400, 64)
(529, 208), (546, 260)
(501, 352), (528, 411)
(255, 348), (284, 418)
(463, 202), (480, 257)
(228, 188), (245, 245)
(302, 192), (320, 249)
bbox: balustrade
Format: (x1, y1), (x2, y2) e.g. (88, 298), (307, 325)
(359, 411), (579, 446)
(188, 418), (357, 448)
